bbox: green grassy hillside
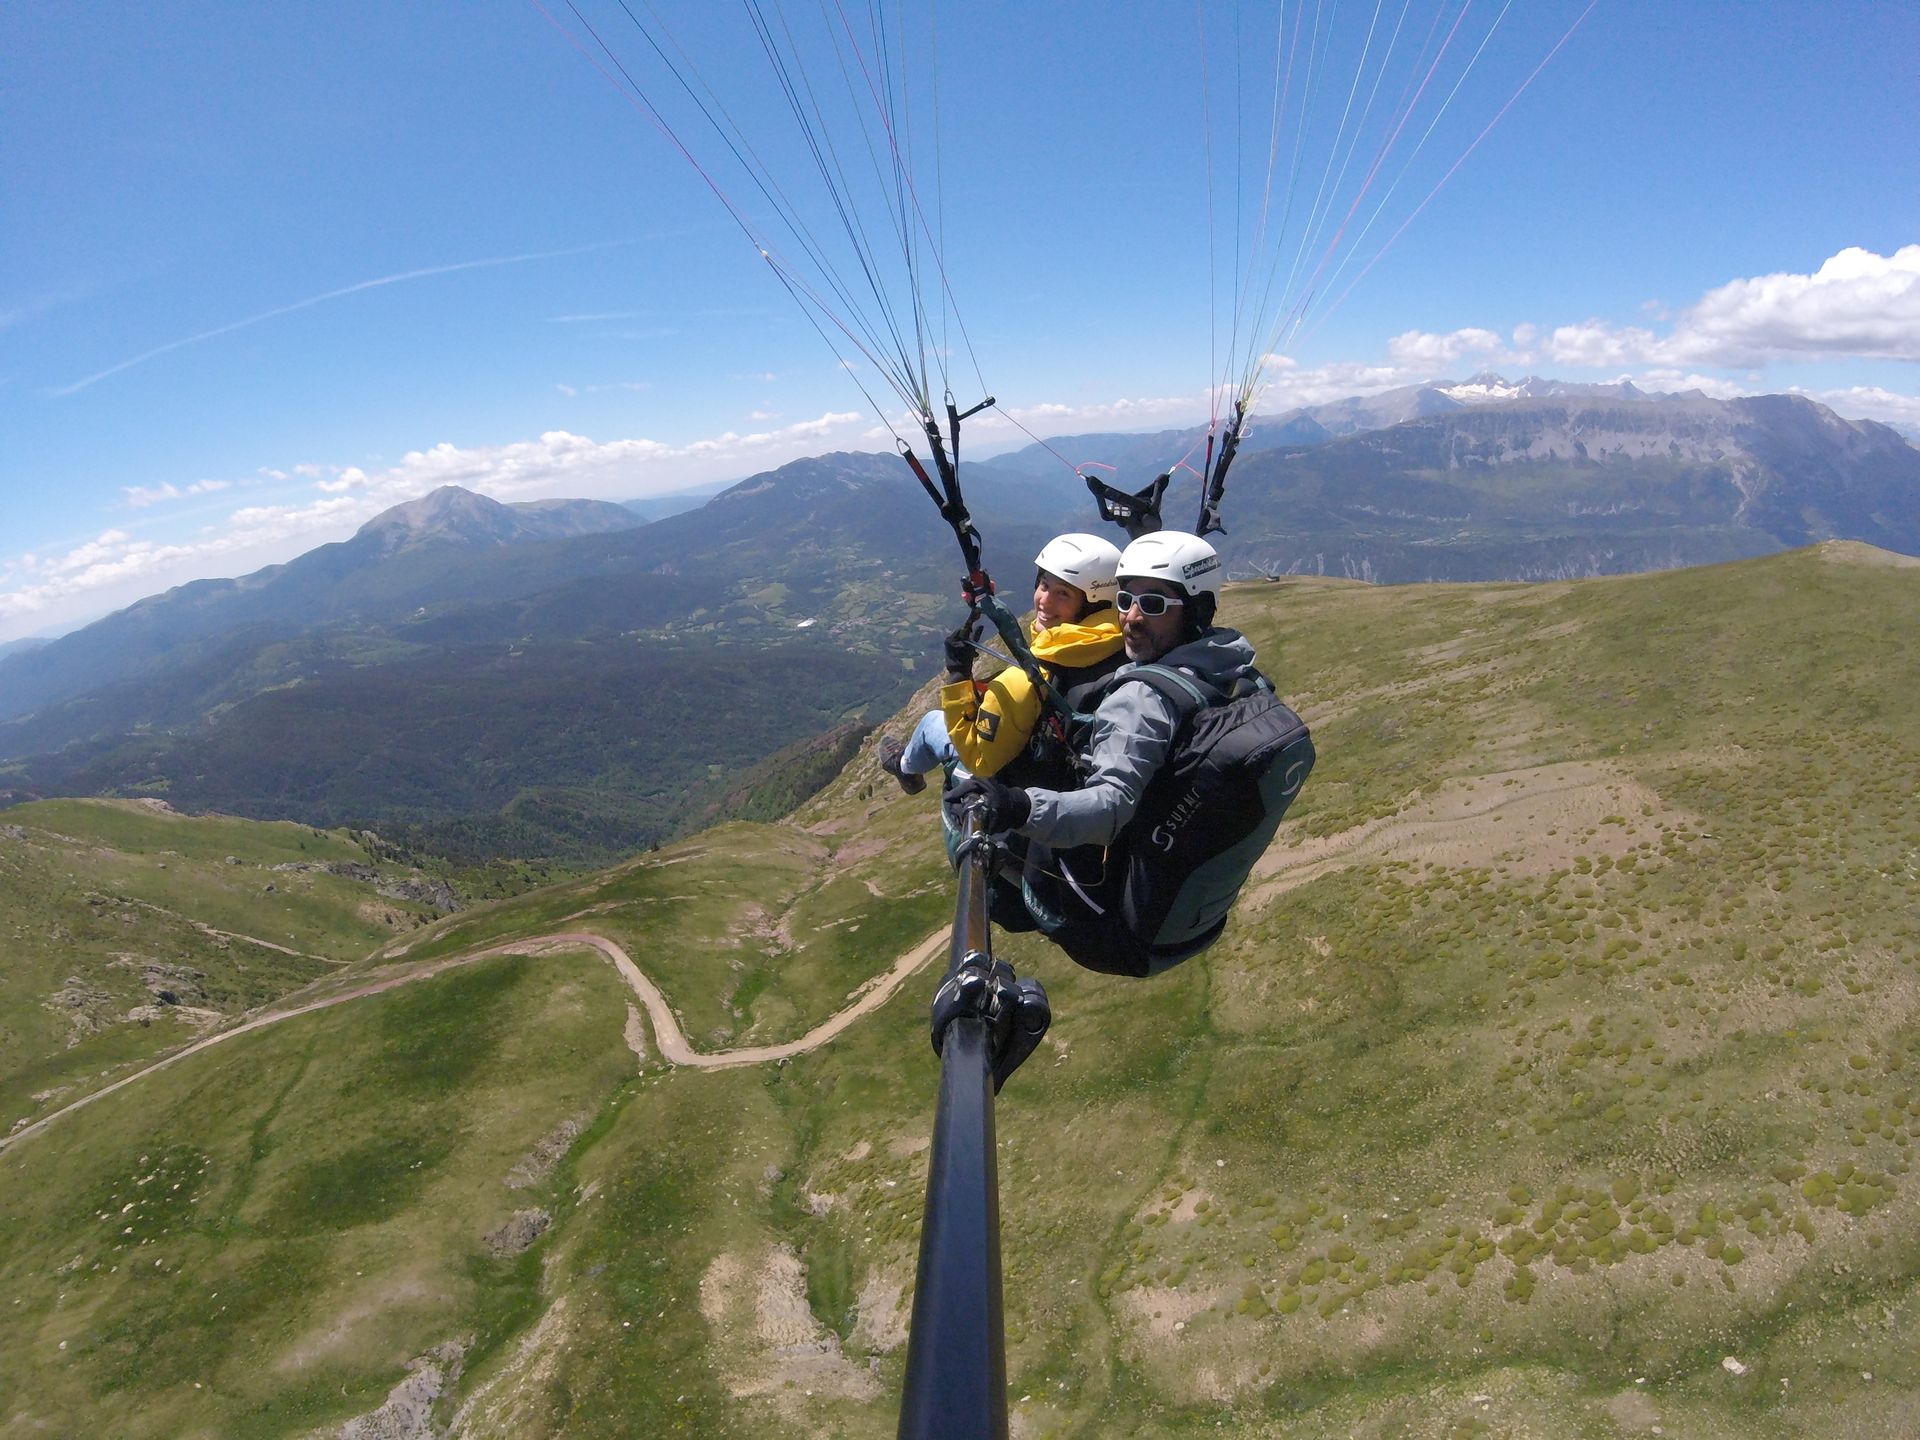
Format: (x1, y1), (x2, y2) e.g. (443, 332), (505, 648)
(0, 801), (456, 1135)
(3, 541), (1918, 1438)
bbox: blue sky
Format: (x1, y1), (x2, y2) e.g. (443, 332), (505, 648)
(3, 0), (1917, 643)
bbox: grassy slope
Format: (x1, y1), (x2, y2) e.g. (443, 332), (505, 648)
(0, 801), (421, 1131)
(3, 543), (1918, 1438)
(0, 951), (634, 1437)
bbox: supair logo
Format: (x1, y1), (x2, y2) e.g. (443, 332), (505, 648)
(1183, 555), (1220, 580)
(1150, 787), (1204, 851)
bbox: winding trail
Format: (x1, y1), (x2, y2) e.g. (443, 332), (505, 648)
(1, 927), (948, 1154)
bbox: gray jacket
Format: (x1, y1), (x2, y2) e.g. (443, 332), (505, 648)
(1019, 626), (1260, 849)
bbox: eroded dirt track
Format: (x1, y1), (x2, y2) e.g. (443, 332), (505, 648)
(1, 928), (947, 1152)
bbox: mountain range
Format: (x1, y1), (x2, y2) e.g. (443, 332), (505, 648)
(2, 376), (1914, 857)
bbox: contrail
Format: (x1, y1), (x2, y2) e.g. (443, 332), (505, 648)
(49, 241), (630, 398)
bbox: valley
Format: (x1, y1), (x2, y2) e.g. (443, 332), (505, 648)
(6, 382), (1917, 870)
(3, 542), (1917, 1436)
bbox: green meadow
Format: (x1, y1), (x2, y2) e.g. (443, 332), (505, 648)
(2, 541), (1917, 1437)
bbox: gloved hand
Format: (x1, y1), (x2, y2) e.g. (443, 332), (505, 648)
(945, 773), (1032, 833)
(943, 621), (977, 682)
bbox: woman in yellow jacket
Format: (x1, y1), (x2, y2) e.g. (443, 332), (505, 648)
(879, 534), (1125, 792)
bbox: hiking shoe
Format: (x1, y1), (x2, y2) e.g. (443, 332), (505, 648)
(877, 735), (927, 795)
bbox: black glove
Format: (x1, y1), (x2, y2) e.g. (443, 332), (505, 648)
(945, 774), (1032, 833)
(943, 622), (977, 682)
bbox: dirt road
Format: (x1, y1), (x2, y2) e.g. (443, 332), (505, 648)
(1, 928), (948, 1153)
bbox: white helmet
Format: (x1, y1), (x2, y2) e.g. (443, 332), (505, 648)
(1033, 532), (1121, 606)
(1116, 530), (1222, 599)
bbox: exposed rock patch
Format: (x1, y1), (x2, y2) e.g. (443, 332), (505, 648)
(382, 877), (463, 914)
(483, 1209), (551, 1258)
(327, 1340), (467, 1440)
(107, 955), (209, 1007)
(269, 861), (463, 913)
(505, 1118), (583, 1191)
(45, 978), (114, 1043)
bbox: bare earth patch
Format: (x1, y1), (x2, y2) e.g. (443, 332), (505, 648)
(1117, 1282), (1229, 1340)
(622, 1002), (649, 1065)
(1250, 759), (1683, 908)
(849, 1269), (909, 1353)
(700, 1244), (879, 1412)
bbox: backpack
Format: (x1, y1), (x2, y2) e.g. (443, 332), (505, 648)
(1076, 664), (1314, 961)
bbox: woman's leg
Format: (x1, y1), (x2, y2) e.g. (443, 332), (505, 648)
(899, 708), (958, 775)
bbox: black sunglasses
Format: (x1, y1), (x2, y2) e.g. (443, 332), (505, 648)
(1115, 589), (1185, 617)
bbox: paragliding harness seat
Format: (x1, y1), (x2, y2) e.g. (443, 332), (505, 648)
(1000, 662), (1314, 978)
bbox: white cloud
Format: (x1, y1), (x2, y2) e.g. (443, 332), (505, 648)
(1544, 246), (1920, 369)
(1, 529), (215, 622)
(1803, 384), (1920, 432)
(1386, 327), (1506, 368)
(124, 482), (183, 508)
(122, 478), (230, 508)
(315, 467), (370, 494)
(1546, 320), (1663, 369)
(0, 410), (880, 638)
(748, 409), (781, 422)
(1685, 246), (1920, 362)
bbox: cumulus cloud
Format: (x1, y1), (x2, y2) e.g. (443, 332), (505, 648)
(1546, 246), (1920, 369)
(1, 410), (876, 635)
(315, 467), (370, 494)
(1386, 327), (1507, 368)
(1687, 246), (1920, 361)
(122, 478), (230, 508)
(1804, 384), (1920, 433)
(0, 527), (235, 623)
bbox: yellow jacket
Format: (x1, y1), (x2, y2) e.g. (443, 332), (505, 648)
(939, 606), (1123, 778)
